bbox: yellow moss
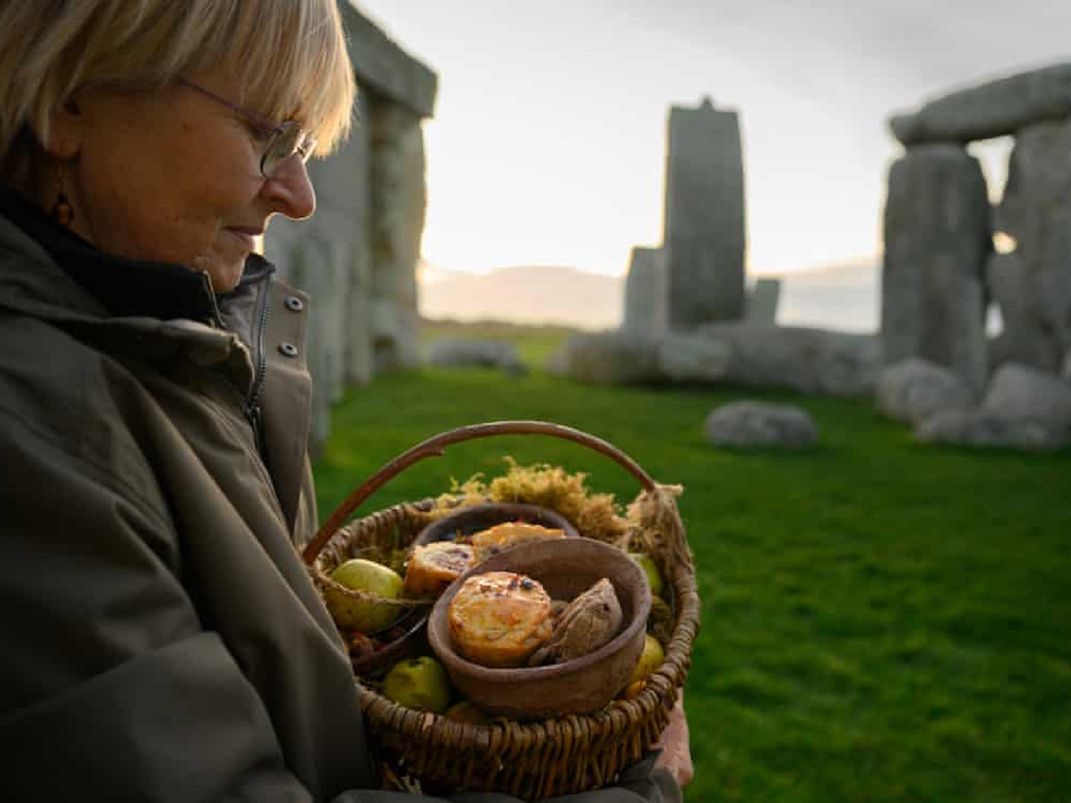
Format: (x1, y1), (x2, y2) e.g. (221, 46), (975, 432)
(429, 458), (633, 543)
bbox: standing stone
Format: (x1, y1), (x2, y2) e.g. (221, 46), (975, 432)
(663, 97), (745, 330)
(882, 144), (991, 395)
(370, 100), (427, 372)
(622, 247), (666, 335)
(746, 278), (781, 323)
(994, 119), (1071, 372)
(985, 251), (1050, 371)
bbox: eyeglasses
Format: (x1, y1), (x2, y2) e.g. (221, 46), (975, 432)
(178, 78), (316, 177)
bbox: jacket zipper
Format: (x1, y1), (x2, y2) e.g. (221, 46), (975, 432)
(243, 279), (272, 456)
(199, 270), (270, 455)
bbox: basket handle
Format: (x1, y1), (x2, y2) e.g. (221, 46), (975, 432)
(303, 420), (658, 565)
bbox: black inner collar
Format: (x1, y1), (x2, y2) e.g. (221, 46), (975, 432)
(0, 188), (270, 322)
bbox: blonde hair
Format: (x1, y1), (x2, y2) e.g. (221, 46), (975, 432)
(0, 0), (356, 170)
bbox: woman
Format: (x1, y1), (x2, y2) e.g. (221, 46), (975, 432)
(0, 2), (684, 800)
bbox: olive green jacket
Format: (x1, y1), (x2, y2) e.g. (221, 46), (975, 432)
(0, 214), (678, 803)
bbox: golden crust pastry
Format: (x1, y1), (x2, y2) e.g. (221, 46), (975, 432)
(470, 521), (567, 561)
(404, 542), (476, 597)
(448, 571), (553, 667)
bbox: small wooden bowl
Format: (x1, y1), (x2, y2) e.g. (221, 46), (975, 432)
(427, 538), (651, 719)
(414, 502), (578, 547)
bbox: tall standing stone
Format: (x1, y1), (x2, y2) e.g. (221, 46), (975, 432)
(882, 144), (991, 395)
(663, 97), (746, 331)
(993, 119), (1071, 372)
(621, 246), (666, 335)
(370, 100), (427, 372)
(264, 5), (437, 451)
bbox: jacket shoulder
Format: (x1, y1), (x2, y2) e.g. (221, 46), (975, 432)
(0, 309), (168, 520)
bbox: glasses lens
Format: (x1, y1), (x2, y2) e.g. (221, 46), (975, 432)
(261, 122), (316, 176)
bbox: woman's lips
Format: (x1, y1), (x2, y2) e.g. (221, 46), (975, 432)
(223, 227), (261, 252)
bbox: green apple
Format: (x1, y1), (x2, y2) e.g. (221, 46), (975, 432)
(629, 634), (665, 685)
(629, 552), (665, 598)
(382, 657), (452, 713)
(325, 558), (404, 632)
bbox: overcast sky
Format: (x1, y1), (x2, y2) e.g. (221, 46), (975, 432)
(353, 0), (1071, 278)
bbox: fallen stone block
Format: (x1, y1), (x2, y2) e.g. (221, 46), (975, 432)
(426, 338), (527, 375)
(915, 408), (1068, 451)
(657, 335), (731, 383)
(982, 362), (1071, 430)
(875, 358), (974, 425)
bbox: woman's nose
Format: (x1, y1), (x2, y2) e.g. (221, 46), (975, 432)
(263, 156), (316, 220)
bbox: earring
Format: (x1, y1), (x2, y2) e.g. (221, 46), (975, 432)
(50, 162), (74, 228)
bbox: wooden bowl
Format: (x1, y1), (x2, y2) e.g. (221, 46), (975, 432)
(427, 538), (651, 719)
(413, 502), (578, 547)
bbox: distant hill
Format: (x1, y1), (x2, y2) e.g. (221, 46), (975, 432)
(419, 265), (622, 330)
(419, 258), (881, 334)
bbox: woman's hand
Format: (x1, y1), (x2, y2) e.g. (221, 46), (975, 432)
(654, 692), (694, 787)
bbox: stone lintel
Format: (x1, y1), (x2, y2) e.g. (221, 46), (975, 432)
(890, 62), (1071, 145)
(340, 2), (438, 118)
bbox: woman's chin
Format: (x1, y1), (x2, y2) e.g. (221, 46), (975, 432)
(191, 251), (247, 293)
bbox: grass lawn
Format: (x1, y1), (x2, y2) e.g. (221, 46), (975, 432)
(314, 326), (1071, 803)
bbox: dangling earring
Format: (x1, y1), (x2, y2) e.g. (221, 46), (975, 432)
(50, 162), (74, 228)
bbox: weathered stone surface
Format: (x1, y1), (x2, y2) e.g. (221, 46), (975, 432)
(265, 90), (376, 448)
(876, 358), (974, 425)
(981, 363), (1071, 430)
(994, 120), (1071, 372)
(890, 63), (1071, 145)
(704, 402), (819, 449)
(915, 408), (1068, 451)
(370, 101), (426, 372)
(426, 338), (526, 374)
(1063, 348), (1071, 380)
(881, 144), (990, 394)
(746, 278), (780, 323)
(697, 322), (881, 397)
(338, 1), (438, 117)
(548, 332), (661, 385)
(663, 97), (746, 329)
(657, 335), (731, 383)
(621, 247), (666, 335)
(985, 251), (1051, 371)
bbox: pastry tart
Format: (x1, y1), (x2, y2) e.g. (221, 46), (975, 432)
(447, 571), (553, 667)
(404, 541), (476, 597)
(470, 521), (567, 561)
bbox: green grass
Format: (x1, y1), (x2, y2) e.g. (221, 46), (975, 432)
(314, 329), (1071, 803)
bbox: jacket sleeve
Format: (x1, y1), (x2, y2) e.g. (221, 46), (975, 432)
(0, 409), (324, 801)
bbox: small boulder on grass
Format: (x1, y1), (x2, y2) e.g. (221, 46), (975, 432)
(704, 401), (819, 450)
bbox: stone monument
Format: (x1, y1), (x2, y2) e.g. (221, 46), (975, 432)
(265, 3), (436, 448)
(663, 97), (746, 330)
(881, 144), (990, 395)
(621, 246), (666, 335)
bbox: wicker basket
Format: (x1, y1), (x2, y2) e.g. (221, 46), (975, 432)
(302, 421), (700, 799)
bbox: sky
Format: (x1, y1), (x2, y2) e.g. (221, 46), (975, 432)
(353, 0), (1071, 282)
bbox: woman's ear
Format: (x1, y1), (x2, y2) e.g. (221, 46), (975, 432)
(44, 96), (84, 160)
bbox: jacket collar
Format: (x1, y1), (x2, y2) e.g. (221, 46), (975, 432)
(0, 187), (275, 326)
